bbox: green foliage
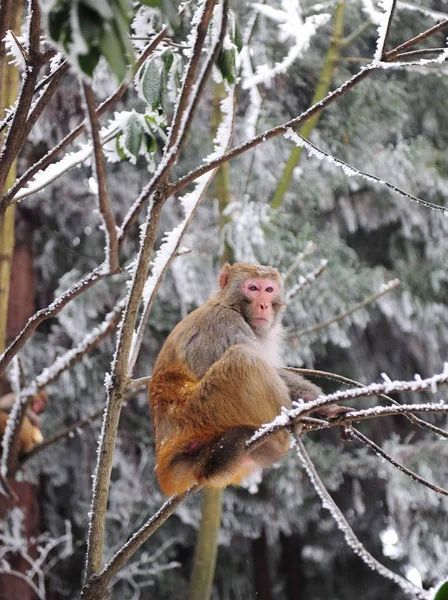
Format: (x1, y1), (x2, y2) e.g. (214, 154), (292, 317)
(434, 581), (448, 600)
(46, 0), (135, 80)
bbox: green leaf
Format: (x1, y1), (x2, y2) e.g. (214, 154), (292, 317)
(161, 49), (174, 72)
(115, 135), (127, 160)
(139, 0), (162, 6)
(99, 22), (129, 81)
(434, 581), (448, 600)
(216, 48), (236, 84)
(48, 2), (71, 43)
(140, 56), (164, 109)
(123, 112), (143, 159)
(78, 48), (101, 77)
(78, 4), (102, 46)
(81, 0), (114, 19)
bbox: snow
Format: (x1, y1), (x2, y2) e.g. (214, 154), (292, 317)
(373, 0), (395, 62)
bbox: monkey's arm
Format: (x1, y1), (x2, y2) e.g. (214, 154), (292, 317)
(278, 369), (350, 418)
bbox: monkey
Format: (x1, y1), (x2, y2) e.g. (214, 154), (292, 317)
(149, 262), (347, 495)
(0, 390), (47, 454)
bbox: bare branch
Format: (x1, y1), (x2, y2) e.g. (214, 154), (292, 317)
(84, 2), (220, 582)
(292, 433), (428, 599)
(21, 407), (104, 464)
(82, 83), (119, 273)
(80, 487), (199, 599)
(352, 428), (448, 497)
(377, 0), (398, 59)
(0, 471), (18, 501)
(395, 47), (448, 60)
(292, 279), (400, 337)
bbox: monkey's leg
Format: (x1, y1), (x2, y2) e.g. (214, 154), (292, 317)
(278, 368), (349, 419)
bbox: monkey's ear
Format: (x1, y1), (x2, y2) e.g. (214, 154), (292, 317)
(219, 263), (232, 289)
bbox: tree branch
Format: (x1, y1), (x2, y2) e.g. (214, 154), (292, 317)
(287, 367), (448, 439)
(82, 83), (119, 274)
(292, 433), (427, 599)
(83, 3), (220, 586)
(385, 18), (448, 61)
(292, 279), (400, 337)
(283, 241), (316, 283)
(352, 428), (448, 497)
(1, 25), (171, 206)
(0, 0), (42, 218)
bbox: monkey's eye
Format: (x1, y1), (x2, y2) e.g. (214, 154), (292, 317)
(248, 285), (258, 292)
(265, 286), (274, 293)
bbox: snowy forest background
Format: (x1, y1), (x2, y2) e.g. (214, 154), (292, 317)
(1, 0), (448, 598)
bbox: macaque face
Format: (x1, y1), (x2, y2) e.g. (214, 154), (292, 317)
(241, 277), (281, 331)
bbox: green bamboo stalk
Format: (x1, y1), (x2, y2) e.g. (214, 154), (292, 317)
(0, 1), (24, 352)
(271, 1), (346, 209)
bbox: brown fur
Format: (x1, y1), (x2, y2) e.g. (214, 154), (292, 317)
(0, 392), (45, 455)
(149, 262), (327, 495)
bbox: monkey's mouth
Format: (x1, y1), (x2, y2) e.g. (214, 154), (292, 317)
(252, 317), (269, 325)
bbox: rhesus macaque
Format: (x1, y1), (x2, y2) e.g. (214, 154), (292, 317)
(149, 263), (346, 495)
(0, 390), (47, 454)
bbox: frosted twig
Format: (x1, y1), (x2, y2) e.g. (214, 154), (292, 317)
(385, 17), (448, 61)
(80, 487), (199, 599)
(290, 279), (400, 337)
(285, 261), (327, 302)
(0, 267), (105, 378)
(0, 0), (42, 221)
(83, 2), (220, 590)
(287, 367), (448, 439)
(283, 241), (316, 282)
(292, 434), (429, 599)
(285, 130), (447, 214)
(352, 428), (448, 497)
(374, 0), (397, 62)
(395, 48), (448, 60)
(1, 23), (172, 206)
(128, 65), (236, 374)
(118, 0), (226, 242)
(82, 83), (119, 274)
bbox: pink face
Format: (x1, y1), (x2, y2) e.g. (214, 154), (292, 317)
(241, 278), (280, 330)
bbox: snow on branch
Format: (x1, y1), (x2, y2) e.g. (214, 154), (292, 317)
(244, 3), (330, 89)
(292, 278), (400, 337)
(292, 434), (429, 599)
(284, 129), (448, 215)
(249, 363), (448, 445)
(373, 0), (397, 62)
(352, 428), (448, 497)
(283, 241), (316, 283)
(128, 82), (237, 374)
(285, 260), (327, 302)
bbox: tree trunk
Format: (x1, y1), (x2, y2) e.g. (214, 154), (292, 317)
(252, 529), (273, 600)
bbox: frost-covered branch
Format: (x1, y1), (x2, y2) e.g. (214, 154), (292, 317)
(83, 2), (220, 590)
(292, 434), (429, 599)
(0, 0), (42, 220)
(385, 17), (448, 61)
(352, 428), (448, 497)
(292, 279), (400, 337)
(128, 79), (236, 374)
(283, 241), (316, 282)
(118, 0), (224, 242)
(284, 130), (447, 214)
(82, 83), (119, 274)
(285, 260), (327, 302)
(373, 0), (397, 62)
(1, 24), (171, 206)
(80, 487), (199, 599)
(288, 367), (448, 439)
(0, 267), (105, 378)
